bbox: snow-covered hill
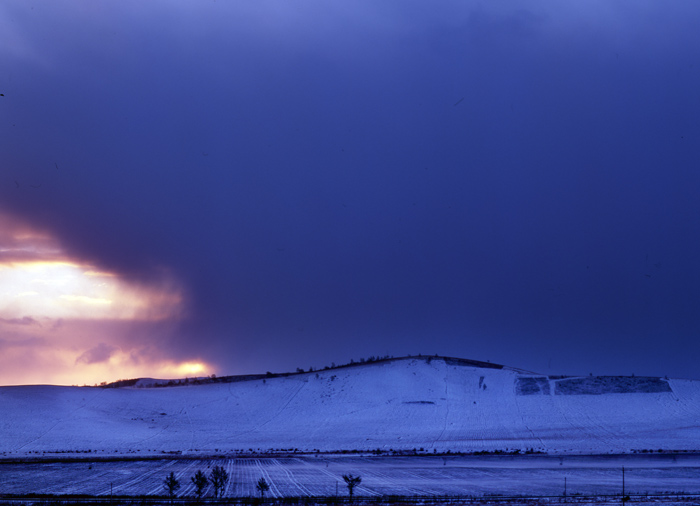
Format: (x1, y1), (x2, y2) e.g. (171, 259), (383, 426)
(2, 356), (699, 458)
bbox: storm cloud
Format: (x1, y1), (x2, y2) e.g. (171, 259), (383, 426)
(76, 343), (118, 365)
(1, 0), (699, 384)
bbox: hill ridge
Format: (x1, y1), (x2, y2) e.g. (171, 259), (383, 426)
(105, 355), (520, 389)
(2, 356), (699, 458)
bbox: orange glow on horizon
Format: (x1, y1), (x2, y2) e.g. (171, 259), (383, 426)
(0, 342), (217, 386)
(174, 362), (207, 376)
(0, 212), (196, 387)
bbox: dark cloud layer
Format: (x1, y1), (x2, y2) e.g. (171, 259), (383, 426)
(76, 343), (117, 365)
(1, 1), (700, 381)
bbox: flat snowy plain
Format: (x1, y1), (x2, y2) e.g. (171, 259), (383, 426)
(2, 357), (700, 498)
(2, 455), (700, 497)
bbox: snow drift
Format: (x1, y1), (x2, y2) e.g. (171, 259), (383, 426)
(1, 356), (699, 458)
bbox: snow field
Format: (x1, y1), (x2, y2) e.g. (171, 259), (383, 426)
(2, 455), (700, 497)
(2, 358), (700, 457)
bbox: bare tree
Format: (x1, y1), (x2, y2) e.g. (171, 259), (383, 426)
(210, 465), (229, 498)
(191, 470), (208, 499)
(342, 474), (362, 501)
(163, 472), (181, 504)
(256, 477), (270, 499)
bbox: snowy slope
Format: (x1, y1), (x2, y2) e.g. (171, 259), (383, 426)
(1, 357), (699, 458)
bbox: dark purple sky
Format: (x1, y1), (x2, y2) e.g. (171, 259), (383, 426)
(1, 1), (700, 384)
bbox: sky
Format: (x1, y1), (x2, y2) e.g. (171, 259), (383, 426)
(1, 1), (700, 385)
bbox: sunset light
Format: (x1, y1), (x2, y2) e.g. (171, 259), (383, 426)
(0, 260), (183, 321)
(0, 213), (196, 386)
(175, 362), (207, 376)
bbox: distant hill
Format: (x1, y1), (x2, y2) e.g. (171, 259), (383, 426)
(1, 356), (699, 459)
(101, 355), (507, 388)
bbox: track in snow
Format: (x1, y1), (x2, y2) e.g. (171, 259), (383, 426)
(1, 455), (700, 497)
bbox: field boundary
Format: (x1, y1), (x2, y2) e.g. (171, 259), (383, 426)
(2, 492), (700, 506)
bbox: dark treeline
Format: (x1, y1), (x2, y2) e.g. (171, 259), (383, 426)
(99, 355), (505, 389)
